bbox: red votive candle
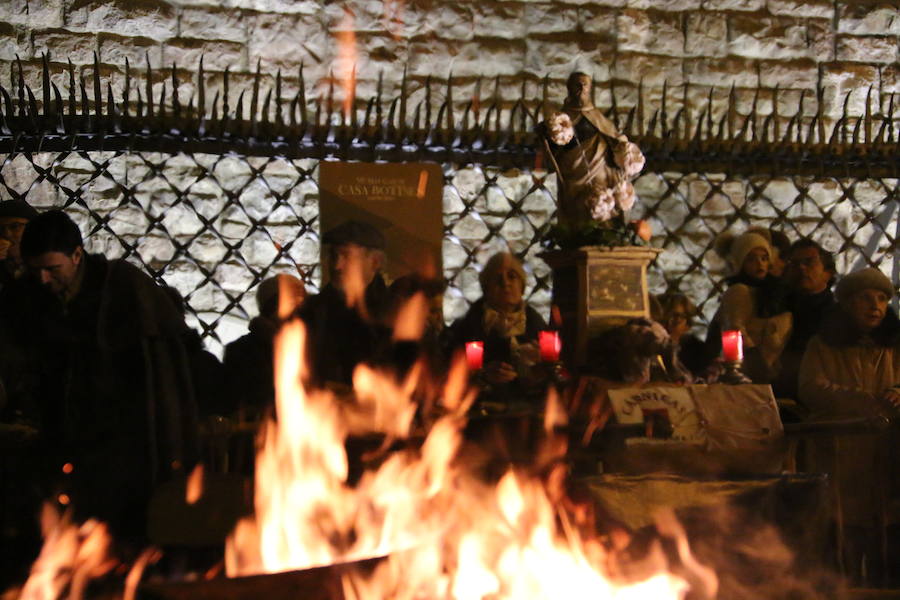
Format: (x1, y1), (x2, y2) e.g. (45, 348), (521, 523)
(721, 330), (744, 361)
(465, 341), (484, 370)
(539, 330), (562, 362)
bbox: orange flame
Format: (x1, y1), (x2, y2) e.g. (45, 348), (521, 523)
(335, 8), (357, 119)
(186, 463), (204, 505)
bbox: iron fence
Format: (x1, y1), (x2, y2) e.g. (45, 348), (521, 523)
(1, 56), (899, 354)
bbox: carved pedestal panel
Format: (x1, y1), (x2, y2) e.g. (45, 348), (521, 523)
(542, 246), (663, 367)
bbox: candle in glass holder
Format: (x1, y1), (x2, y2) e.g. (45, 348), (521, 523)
(539, 330), (562, 362)
(465, 341), (484, 370)
(721, 329), (744, 361)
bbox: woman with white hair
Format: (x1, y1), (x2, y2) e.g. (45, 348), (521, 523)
(449, 252), (547, 393)
(706, 229), (792, 383)
(798, 267), (900, 583)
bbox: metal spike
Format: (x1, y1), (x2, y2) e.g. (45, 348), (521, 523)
(660, 80), (668, 136)
(261, 88), (272, 127)
(80, 75), (88, 119)
(298, 62), (307, 127)
(705, 86), (714, 139)
(15, 56), (25, 118)
(275, 69), (283, 126)
(210, 90), (219, 123)
(692, 107), (706, 144)
(398, 64), (407, 135)
(106, 82), (115, 121)
(123, 57), (131, 118)
(26, 85), (38, 124)
(52, 82), (63, 131)
(250, 59), (261, 126)
(445, 71), (454, 133)
(136, 88), (143, 119)
(884, 93), (895, 144)
(727, 83), (736, 140)
(840, 90), (852, 144)
(771, 84), (780, 142)
(41, 52), (51, 119)
(474, 76), (483, 125)
(235, 90), (245, 129)
(0, 86), (11, 133)
(815, 82), (825, 143)
(806, 114), (818, 145)
(222, 67), (230, 122)
(92, 52), (102, 119)
(637, 79), (645, 136)
(145, 52), (154, 118)
(681, 82), (691, 141)
(349, 63), (358, 130)
(375, 71), (383, 131)
(746, 85), (759, 141)
(425, 75), (432, 132)
(68, 60), (76, 118)
(158, 80), (166, 119)
(197, 55), (205, 122)
(647, 109), (659, 138)
(326, 70), (334, 122)
(363, 96), (375, 135)
(171, 62), (181, 118)
(851, 114), (862, 145)
(623, 105), (636, 136)
(864, 85), (873, 144)
(386, 97), (398, 138)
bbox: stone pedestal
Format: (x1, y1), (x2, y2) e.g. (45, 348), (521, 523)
(542, 246), (663, 367)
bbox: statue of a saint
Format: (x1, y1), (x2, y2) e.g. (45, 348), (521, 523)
(540, 72), (645, 229)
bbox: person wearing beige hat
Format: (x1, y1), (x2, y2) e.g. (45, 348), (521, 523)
(798, 266), (900, 582)
(706, 229), (792, 383)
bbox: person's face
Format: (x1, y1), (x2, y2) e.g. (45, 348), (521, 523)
(329, 243), (379, 291)
(484, 257), (525, 312)
(27, 248), (83, 298)
(566, 75), (592, 108)
(787, 247), (832, 295)
(426, 293), (444, 333)
(847, 288), (890, 333)
(0, 217), (29, 262)
(741, 247), (769, 281)
(663, 303), (691, 340)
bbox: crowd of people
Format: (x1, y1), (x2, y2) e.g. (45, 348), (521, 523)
(0, 201), (898, 583)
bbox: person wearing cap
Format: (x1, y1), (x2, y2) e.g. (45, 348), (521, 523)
(0, 209), (198, 542)
(224, 273), (306, 419)
(0, 199), (38, 288)
(798, 267), (900, 582)
(299, 219), (391, 387)
(706, 229), (792, 383)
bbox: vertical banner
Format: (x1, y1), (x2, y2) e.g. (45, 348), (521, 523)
(318, 162), (443, 284)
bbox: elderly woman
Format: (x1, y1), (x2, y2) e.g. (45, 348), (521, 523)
(449, 252), (547, 390)
(799, 267), (900, 582)
(707, 229), (791, 383)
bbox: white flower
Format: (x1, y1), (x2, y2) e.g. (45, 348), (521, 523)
(614, 140), (645, 178)
(614, 180), (635, 212)
(589, 188), (617, 222)
(547, 112), (574, 146)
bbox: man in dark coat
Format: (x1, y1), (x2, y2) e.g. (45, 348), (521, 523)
(0, 199), (38, 291)
(1, 210), (198, 540)
(299, 220), (391, 388)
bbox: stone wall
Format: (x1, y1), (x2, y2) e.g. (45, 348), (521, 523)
(2, 0), (897, 120)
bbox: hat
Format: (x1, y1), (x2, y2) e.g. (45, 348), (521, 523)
(836, 268), (894, 305)
(716, 231), (772, 274)
(321, 219), (386, 250)
(0, 200), (38, 220)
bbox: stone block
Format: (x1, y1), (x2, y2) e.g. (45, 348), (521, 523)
(526, 36), (609, 79)
(0, 24), (23, 62)
(220, 0), (320, 15)
(702, 0), (764, 11)
(768, 0), (833, 19)
(836, 35), (898, 63)
(758, 58), (817, 90)
(163, 38), (246, 72)
(728, 13), (809, 59)
(474, 2), (525, 40)
(685, 11), (727, 57)
(837, 1), (900, 36)
(807, 18), (836, 61)
(65, 0), (177, 40)
(4, 0), (64, 28)
(179, 6), (247, 41)
(35, 27), (99, 65)
(617, 9), (685, 56)
(683, 56), (757, 88)
(627, 0), (701, 9)
(819, 62), (880, 116)
(579, 5), (618, 40)
(451, 213), (490, 242)
(97, 33), (161, 69)
(404, 1), (474, 42)
(248, 12), (327, 73)
(616, 53), (684, 87)
(524, 3), (578, 35)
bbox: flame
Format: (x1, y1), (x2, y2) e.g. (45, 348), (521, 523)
(335, 8), (357, 119)
(186, 463), (204, 505)
(15, 504), (117, 600)
(224, 305), (703, 599)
